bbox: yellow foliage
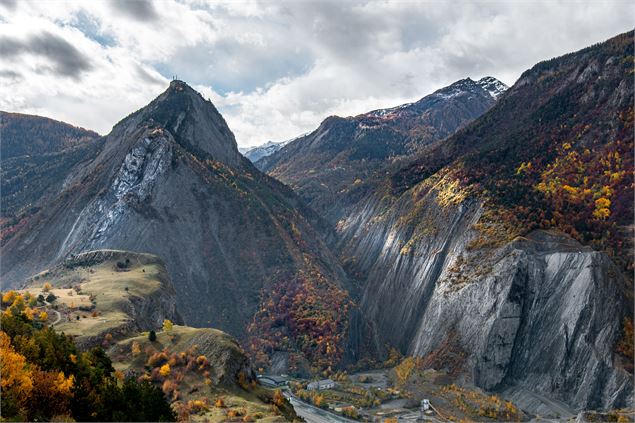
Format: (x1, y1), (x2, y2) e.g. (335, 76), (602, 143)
(394, 357), (416, 386)
(313, 394), (325, 408)
(55, 372), (74, 394)
(43, 283), (52, 292)
(131, 341), (141, 356)
(593, 197), (611, 219)
(23, 307), (35, 321)
(516, 161), (533, 174)
(162, 319), (174, 332)
(159, 363), (170, 377)
(273, 389), (285, 407)
(69, 354), (77, 364)
(39, 311), (48, 321)
(2, 290), (17, 304)
(0, 331), (34, 411)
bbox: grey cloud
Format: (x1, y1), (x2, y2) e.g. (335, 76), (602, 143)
(136, 64), (163, 85)
(0, 69), (21, 80)
(109, 0), (158, 22)
(0, 32), (93, 79)
(0, 0), (16, 11)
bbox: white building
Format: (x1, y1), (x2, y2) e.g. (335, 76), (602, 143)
(307, 379), (335, 391)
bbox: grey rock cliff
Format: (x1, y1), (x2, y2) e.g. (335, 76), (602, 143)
(337, 184), (632, 410)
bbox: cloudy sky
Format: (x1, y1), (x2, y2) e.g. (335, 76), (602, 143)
(0, 1), (632, 147)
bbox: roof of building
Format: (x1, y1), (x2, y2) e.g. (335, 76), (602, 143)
(257, 375), (288, 384)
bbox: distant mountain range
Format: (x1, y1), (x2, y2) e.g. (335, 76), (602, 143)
(257, 76), (507, 223)
(239, 139), (290, 162)
(0, 112), (102, 223)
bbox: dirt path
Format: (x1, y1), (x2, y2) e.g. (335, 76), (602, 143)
(42, 300), (62, 326)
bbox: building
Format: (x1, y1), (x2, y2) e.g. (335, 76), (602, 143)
(257, 375), (288, 388)
(307, 379), (335, 391)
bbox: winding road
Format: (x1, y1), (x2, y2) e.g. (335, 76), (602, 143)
(284, 391), (357, 423)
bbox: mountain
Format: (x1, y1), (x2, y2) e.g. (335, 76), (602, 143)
(0, 81), (351, 371)
(240, 139), (290, 162)
(257, 77), (507, 223)
(336, 32), (633, 410)
(0, 112), (102, 228)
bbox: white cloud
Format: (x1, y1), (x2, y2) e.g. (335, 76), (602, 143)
(0, 0), (632, 145)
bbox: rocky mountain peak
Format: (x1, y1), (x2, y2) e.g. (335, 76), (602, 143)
(475, 76), (508, 99)
(118, 80), (245, 169)
(429, 76), (507, 101)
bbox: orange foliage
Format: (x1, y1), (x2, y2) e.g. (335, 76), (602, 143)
(246, 268), (353, 371)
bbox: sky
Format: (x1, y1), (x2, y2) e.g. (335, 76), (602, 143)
(0, 1), (633, 148)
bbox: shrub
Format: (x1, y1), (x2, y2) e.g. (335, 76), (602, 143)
(148, 330), (157, 342)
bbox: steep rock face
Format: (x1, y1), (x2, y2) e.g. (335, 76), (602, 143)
(1, 81), (350, 354)
(258, 77), (506, 223)
(117, 80), (244, 169)
(339, 185), (632, 409)
(336, 32), (633, 410)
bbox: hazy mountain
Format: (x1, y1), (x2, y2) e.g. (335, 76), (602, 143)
(0, 81), (351, 371)
(258, 77), (507, 223)
(239, 139), (290, 162)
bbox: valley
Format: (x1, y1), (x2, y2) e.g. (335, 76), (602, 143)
(0, 22), (633, 423)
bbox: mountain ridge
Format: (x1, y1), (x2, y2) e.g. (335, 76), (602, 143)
(257, 76), (507, 223)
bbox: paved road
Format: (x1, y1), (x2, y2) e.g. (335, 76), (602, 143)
(285, 392), (356, 423)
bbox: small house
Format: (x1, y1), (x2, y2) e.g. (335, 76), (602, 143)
(307, 379), (335, 391)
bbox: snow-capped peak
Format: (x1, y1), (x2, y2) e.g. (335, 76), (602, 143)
(476, 76), (508, 99)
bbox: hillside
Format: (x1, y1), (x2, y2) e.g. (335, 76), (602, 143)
(18, 250), (183, 348)
(1, 252), (296, 422)
(258, 77), (506, 223)
(0, 81), (351, 373)
(334, 31), (634, 411)
(109, 325), (296, 422)
(0, 112), (102, 228)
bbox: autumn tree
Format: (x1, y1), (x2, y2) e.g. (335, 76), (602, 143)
(394, 357), (416, 387)
(0, 331), (33, 418)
